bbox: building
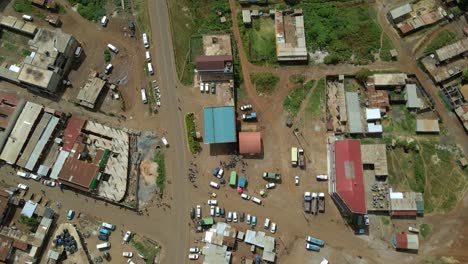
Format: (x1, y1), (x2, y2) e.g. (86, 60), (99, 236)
(365, 108), (383, 134)
(421, 38), (468, 84)
(405, 84), (422, 109)
(238, 132), (261, 155)
(389, 3), (413, 23)
(389, 190), (418, 217)
(76, 72), (107, 109)
(0, 15), (37, 36)
(393, 233), (419, 251)
(345, 92), (364, 134)
(372, 73), (407, 88)
(31, 0), (56, 10)
(195, 55), (233, 82)
(274, 10), (307, 62)
(202, 223), (235, 264)
(454, 104), (468, 132)
(460, 85), (468, 101)
(0, 190), (12, 225)
(0, 23), (79, 96)
(330, 140), (367, 230)
(0, 235), (14, 263)
(360, 144), (388, 177)
(0, 93), (25, 155)
(395, 9), (445, 35)
(203, 106), (236, 144)
(244, 230), (275, 262)
(416, 119), (440, 134)
(242, 10), (251, 25)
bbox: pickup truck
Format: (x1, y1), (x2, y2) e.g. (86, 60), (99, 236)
(318, 193), (325, 212)
(242, 112), (257, 121)
(262, 172), (280, 181)
(311, 193), (318, 214)
(298, 149), (305, 168)
(304, 192), (312, 213)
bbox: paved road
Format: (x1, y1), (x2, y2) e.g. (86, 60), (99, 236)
(147, 0), (191, 263)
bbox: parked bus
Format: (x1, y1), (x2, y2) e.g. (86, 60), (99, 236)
(229, 171), (237, 186)
(291, 147), (298, 166)
(141, 88), (147, 104)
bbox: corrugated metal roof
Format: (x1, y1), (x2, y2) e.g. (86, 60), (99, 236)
(25, 116), (59, 171)
(242, 10), (251, 24)
(49, 150), (69, 180)
(21, 200), (38, 218)
(16, 113), (52, 168)
(405, 84), (422, 109)
(365, 108), (381, 120)
(204, 106), (236, 144)
(334, 140), (366, 214)
(390, 3), (412, 20)
(435, 38), (468, 62)
(346, 92), (364, 133)
(416, 119), (440, 133)
(63, 115), (86, 151)
(373, 73), (407, 86)
(196, 55), (233, 71)
(406, 234), (419, 250)
(367, 123), (383, 133)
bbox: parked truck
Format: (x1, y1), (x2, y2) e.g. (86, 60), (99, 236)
(318, 192), (325, 212)
(298, 149), (305, 168)
(291, 147), (298, 166)
(262, 172), (281, 181)
(238, 177), (247, 189)
(311, 193), (318, 214)
(242, 112), (257, 121)
(304, 192), (312, 213)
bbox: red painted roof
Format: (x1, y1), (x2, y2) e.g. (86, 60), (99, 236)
(395, 233), (407, 248)
(239, 132), (261, 154)
(196, 55), (232, 71)
(335, 140), (366, 214)
(63, 115), (86, 151)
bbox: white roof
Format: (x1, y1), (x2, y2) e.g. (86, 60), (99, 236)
(366, 108), (381, 120)
(367, 123), (383, 133)
(390, 3), (412, 20)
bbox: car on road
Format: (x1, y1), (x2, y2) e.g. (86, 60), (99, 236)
(316, 175), (328, 181)
(17, 183), (28, 191)
(246, 214), (251, 225)
(233, 212), (238, 222)
(196, 205), (201, 219)
(189, 247), (200, 253)
(66, 210), (74, 220)
(364, 215), (369, 225)
(295, 176), (300, 185)
(270, 222), (277, 233)
(227, 212), (233, 222)
(123, 252), (133, 257)
(207, 200), (217, 205)
(190, 208), (195, 219)
(241, 193), (251, 200)
(210, 206), (215, 216)
(265, 182), (276, 189)
(240, 104), (252, 111)
(123, 231), (132, 243)
(161, 137), (169, 147)
(43, 180), (56, 187)
(188, 254), (199, 260)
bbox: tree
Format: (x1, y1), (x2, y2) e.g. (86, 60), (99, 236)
(462, 68), (468, 84)
(323, 54), (339, 65)
(285, 0), (300, 6)
(355, 68), (372, 84)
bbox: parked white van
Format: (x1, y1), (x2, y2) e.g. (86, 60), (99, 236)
(252, 197), (262, 205)
(141, 89), (147, 104)
(107, 43), (119, 53)
(17, 171), (29, 179)
(209, 181), (220, 189)
(161, 137), (169, 147)
(264, 218), (270, 229)
(102, 222), (115, 230)
(104, 64), (113, 74)
(196, 205), (201, 219)
(30, 174), (40, 181)
(101, 16), (108, 26)
(147, 63), (154, 75)
(200, 82), (204, 93)
(96, 242), (111, 250)
(22, 15), (33, 21)
(145, 51), (151, 62)
(142, 33), (149, 48)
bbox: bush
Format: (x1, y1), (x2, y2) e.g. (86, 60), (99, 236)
(103, 50), (111, 62)
(185, 113), (200, 154)
(462, 68), (468, 84)
(323, 53), (339, 65)
(154, 151), (166, 194)
(70, 0), (106, 21)
(355, 68), (372, 83)
(250, 72), (279, 95)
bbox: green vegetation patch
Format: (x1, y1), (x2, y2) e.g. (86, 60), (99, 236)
(420, 223), (432, 239)
(168, 0), (232, 85)
(306, 78), (325, 115)
(154, 151), (166, 194)
(69, 0), (106, 21)
(424, 30), (459, 55)
(298, 1), (383, 64)
(250, 72), (279, 95)
(185, 113), (200, 154)
(388, 139), (467, 214)
(19, 215), (40, 232)
(134, 0), (151, 36)
(103, 50), (111, 62)
(13, 0), (33, 13)
(240, 17), (277, 64)
(380, 35), (395, 61)
(283, 79), (314, 116)
(132, 239), (160, 264)
(381, 217), (391, 226)
(289, 74), (305, 84)
(383, 105), (416, 134)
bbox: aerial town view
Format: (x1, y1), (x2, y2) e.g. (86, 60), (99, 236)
(0, 0), (467, 263)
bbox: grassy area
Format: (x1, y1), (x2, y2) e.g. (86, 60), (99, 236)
(381, 217), (391, 226)
(388, 139), (468, 214)
(250, 72), (279, 95)
(69, 0), (106, 21)
(168, 0), (232, 85)
(132, 239), (160, 264)
(305, 78), (325, 115)
(240, 17), (277, 64)
(283, 80), (314, 116)
(420, 223), (433, 239)
(154, 151), (166, 195)
(133, 0), (151, 37)
(185, 113), (200, 154)
(380, 34), (395, 61)
(19, 215), (39, 232)
(298, 1), (383, 64)
(424, 30), (459, 55)
(382, 105), (416, 134)
(104, 50), (111, 62)
(289, 74), (305, 84)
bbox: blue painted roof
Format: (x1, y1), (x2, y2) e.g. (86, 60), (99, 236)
(204, 106), (237, 144)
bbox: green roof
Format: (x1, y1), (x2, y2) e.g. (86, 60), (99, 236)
(200, 217), (214, 226)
